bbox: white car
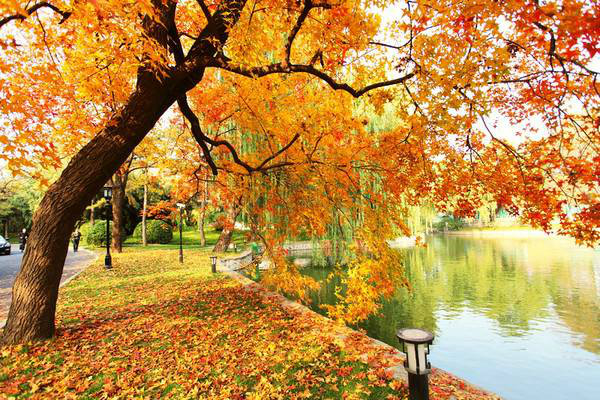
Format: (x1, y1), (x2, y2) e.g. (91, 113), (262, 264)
(0, 235), (11, 255)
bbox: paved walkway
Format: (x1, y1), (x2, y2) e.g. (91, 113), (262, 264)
(0, 245), (96, 321)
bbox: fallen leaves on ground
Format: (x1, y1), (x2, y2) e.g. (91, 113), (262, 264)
(0, 249), (498, 399)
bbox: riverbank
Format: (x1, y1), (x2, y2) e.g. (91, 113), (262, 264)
(445, 228), (556, 239)
(0, 249), (500, 399)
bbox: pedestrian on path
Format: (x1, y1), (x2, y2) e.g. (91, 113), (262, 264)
(19, 228), (28, 252)
(72, 229), (82, 252)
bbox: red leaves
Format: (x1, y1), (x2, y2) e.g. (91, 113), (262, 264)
(0, 250), (403, 398)
(429, 368), (501, 399)
(337, 365), (353, 377)
(452, 15), (475, 45)
(0, 250), (503, 399)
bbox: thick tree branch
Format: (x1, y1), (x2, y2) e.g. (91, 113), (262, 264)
(178, 94), (300, 175)
(195, 0), (213, 22)
(186, 0), (247, 61)
(285, 1), (332, 65)
(209, 57), (416, 98)
(177, 95), (220, 176)
(164, 1), (185, 65)
(0, 2), (71, 29)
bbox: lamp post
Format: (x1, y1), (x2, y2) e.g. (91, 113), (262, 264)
(396, 328), (434, 400)
(176, 203), (185, 263)
(102, 185), (113, 269)
(210, 255), (217, 273)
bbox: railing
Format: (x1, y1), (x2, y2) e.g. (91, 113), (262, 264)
(218, 250), (255, 271)
(219, 240), (344, 271)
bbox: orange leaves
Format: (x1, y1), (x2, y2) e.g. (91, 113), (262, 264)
(0, 250), (414, 399)
(452, 15), (476, 45)
(0, 0), (597, 350)
(146, 200), (177, 222)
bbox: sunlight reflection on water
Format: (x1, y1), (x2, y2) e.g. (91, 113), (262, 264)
(300, 234), (600, 400)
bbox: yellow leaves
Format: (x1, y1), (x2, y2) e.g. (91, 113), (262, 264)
(0, 249), (502, 399)
(368, 89), (395, 116)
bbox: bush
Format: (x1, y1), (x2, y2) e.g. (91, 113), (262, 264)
(86, 221), (112, 246)
(435, 215), (465, 231)
(133, 220), (173, 244)
(79, 222), (91, 241)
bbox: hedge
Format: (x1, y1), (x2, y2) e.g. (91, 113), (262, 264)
(133, 220), (173, 244)
(86, 221), (112, 246)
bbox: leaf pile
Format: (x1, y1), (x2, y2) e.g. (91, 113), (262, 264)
(1, 249), (497, 399)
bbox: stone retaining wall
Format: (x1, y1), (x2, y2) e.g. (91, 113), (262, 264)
(218, 250), (254, 271)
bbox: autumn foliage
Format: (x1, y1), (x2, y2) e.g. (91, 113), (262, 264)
(0, 250), (500, 399)
(0, 0), (598, 341)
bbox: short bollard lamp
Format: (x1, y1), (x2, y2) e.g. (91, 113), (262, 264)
(102, 185), (113, 269)
(210, 255), (217, 273)
(396, 328), (434, 400)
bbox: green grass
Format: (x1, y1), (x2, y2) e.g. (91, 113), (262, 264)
(121, 226), (248, 251)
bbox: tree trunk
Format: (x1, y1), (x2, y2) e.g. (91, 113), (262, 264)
(1, 0), (248, 345)
(1, 75), (185, 345)
(199, 207), (206, 247)
(199, 180), (208, 247)
(111, 174), (126, 253)
(142, 183), (148, 246)
(90, 200), (95, 225)
(212, 224), (235, 253)
(213, 201), (241, 252)
(3, 219), (8, 238)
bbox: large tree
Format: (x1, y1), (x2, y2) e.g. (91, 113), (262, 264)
(0, 0), (598, 344)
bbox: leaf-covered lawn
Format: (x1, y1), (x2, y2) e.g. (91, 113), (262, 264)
(0, 250), (499, 399)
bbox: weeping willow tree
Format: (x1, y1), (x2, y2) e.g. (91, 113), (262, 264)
(235, 100), (441, 266)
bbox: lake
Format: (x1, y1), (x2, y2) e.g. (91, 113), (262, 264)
(297, 234), (600, 400)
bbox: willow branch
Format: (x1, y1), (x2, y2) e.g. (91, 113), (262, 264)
(256, 133), (300, 170)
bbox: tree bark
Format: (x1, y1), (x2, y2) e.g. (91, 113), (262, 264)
(142, 183), (148, 246)
(90, 200), (95, 225)
(213, 200), (241, 252)
(1, 82), (176, 344)
(199, 180), (208, 247)
(199, 207), (206, 247)
(1, 0), (248, 345)
(111, 174), (126, 253)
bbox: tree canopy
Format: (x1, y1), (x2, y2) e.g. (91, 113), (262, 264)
(0, 0), (598, 342)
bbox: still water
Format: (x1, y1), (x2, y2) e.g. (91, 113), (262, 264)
(300, 235), (600, 400)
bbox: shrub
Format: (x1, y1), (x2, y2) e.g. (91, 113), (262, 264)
(435, 215), (465, 231)
(133, 220), (173, 244)
(79, 222), (90, 241)
(86, 221), (112, 246)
